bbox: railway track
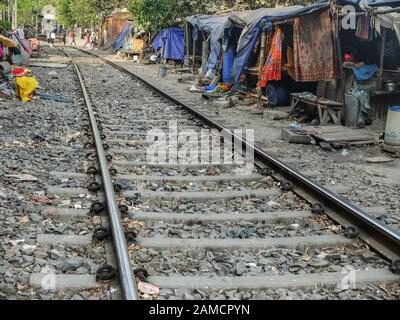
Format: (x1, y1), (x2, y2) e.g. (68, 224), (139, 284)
(26, 46), (400, 300)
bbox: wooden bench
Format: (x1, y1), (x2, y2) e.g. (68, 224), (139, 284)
(290, 93), (343, 125)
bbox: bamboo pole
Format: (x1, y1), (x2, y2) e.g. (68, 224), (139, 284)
(185, 22), (190, 69)
(192, 33), (196, 74)
(258, 31), (267, 80)
(378, 29), (387, 90)
(335, 12), (346, 105)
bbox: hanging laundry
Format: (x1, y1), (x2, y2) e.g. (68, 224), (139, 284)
(346, 86), (370, 128)
(293, 10), (336, 82)
(356, 15), (371, 40)
(258, 27), (284, 88)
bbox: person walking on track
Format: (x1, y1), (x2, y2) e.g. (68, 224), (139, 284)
(70, 30), (77, 46)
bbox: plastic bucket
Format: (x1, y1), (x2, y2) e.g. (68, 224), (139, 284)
(344, 93), (360, 128)
(158, 65), (168, 78)
(385, 106), (400, 146)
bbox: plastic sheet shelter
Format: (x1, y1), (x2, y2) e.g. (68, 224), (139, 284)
(224, 2), (330, 91)
(100, 11), (135, 49)
(152, 27), (185, 61)
(112, 22), (133, 52)
(186, 15), (229, 73)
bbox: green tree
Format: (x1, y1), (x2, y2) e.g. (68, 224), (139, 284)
(15, 0), (58, 28)
(57, 0), (128, 27)
(128, 0), (213, 32)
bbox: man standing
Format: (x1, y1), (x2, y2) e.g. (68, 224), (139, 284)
(50, 30), (56, 46)
(70, 30), (77, 46)
(62, 29), (67, 45)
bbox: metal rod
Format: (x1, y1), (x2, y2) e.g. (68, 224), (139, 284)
(339, 7), (400, 16)
(64, 49), (138, 300)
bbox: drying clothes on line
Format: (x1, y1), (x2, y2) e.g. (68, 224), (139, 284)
(293, 10), (336, 82)
(346, 86), (370, 128)
(352, 64), (378, 82)
(356, 15), (372, 40)
(372, 7), (400, 44)
(258, 27), (284, 88)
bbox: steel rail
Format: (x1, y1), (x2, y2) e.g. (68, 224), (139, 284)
(75, 48), (400, 261)
(61, 48), (138, 300)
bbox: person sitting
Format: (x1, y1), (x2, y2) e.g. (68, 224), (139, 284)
(13, 67), (38, 102)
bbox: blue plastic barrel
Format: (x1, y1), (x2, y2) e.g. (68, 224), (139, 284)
(265, 84), (290, 107)
(222, 46), (236, 83)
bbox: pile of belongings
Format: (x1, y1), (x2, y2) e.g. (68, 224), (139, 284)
(12, 67), (38, 102)
(205, 83), (233, 94)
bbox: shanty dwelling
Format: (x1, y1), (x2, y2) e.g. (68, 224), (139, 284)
(99, 11), (135, 49)
(151, 27), (185, 64)
(185, 14), (230, 84)
(218, 0), (399, 137)
(337, 0), (400, 122)
(220, 3), (331, 108)
(111, 21), (143, 59)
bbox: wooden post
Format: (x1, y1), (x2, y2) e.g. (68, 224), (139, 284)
(256, 31), (268, 111)
(378, 29), (387, 90)
(258, 31), (267, 80)
(335, 15), (346, 105)
(185, 22), (190, 69)
(201, 39), (209, 71)
(192, 34), (196, 74)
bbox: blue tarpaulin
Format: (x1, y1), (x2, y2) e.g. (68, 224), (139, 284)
(112, 22), (133, 52)
(224, 2), (330, 91)
(152, 27), (185, 61)
(187, 15), (229, 73)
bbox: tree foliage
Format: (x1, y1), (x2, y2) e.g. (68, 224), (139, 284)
(57, 0), (128, 27)
(128, 0), (213, 32)
(128, 0), (314, 32)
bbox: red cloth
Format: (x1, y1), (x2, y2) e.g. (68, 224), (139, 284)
(12, 67), (25, 77)
(258, 27), (284, 88)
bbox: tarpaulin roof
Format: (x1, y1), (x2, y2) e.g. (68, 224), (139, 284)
(187, 15), (229, 73)
(226, 1), (330, 90)
(338, 0), (400, 6)
(112, 22), (132, 52)
(152, 27), (185, 61)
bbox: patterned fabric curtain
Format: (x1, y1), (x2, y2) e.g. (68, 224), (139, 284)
(293, 10), (335, 82)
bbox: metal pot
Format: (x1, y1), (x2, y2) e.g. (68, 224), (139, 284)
(384, 81), (398, 92)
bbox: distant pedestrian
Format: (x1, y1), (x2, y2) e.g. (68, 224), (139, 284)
(83, 32), (90, 48)
(50, 31), (56, 45)
(70, 30), (77, 46)
(90, 32), (97, 49)
(47, 31), (51, 44)
(62, 29), (67, 45)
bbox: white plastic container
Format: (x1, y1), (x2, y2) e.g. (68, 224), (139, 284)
(385, 106), (400, 146)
